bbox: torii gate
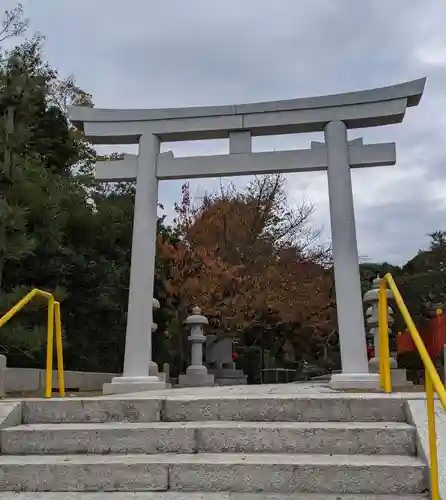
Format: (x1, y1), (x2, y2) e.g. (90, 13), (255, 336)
(69, 78), (425, 394)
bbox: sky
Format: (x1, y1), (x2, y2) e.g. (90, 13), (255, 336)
(4, 0), (446, 265)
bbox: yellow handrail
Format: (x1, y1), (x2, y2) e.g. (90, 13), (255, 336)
(0, 288), (65, 398)
(379, 273), (445, 500)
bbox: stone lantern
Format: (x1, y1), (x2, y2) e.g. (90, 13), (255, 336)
(178, 306), (215, 387)
(363, 276), (410, 386)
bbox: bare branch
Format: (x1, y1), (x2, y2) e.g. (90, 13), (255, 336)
(0, 4), (28, 44)
(47, 74), (93, 114)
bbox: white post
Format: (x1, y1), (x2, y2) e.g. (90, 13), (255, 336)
(103, 134), (166, 395)
(149, 297), (162, 378)
(324, 120), (379, 389)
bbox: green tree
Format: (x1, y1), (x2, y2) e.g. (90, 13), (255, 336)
(0, 34), (122, 371)
(0, 24), (185, 375)
(359, 262), (402, 297)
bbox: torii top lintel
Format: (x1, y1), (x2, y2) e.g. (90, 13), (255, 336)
(68, 78), (426, 144)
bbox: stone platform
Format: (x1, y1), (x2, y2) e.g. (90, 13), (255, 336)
(100, 380), (425, 399)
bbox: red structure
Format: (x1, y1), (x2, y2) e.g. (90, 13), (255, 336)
(397, 311), (446, 359)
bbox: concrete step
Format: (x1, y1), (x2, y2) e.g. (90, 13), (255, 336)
(22, 395), (407, 423)
(0, 494), (431, 500)
(160, 395), (407, 422)
(1, 421), (416, 455)
(22, 398), (161, 424)
(0, 453), (427, 493)
(0, 402), (21, 429)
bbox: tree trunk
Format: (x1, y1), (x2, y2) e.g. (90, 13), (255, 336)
(0, 107), (14, 289)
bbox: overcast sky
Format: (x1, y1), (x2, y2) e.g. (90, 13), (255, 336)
(5, 0), (446, 265)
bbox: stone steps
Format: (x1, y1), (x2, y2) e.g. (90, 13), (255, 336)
(0, 394), (428, 495)
(22, 395), (407, 423)
(22, 398), (161, 424)
(0, 420), (416, 455)
(0, 494), (431, 500)
(0, 453), (427, 493)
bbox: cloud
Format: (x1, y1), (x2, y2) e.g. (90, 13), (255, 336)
(13, 0), (446, 264)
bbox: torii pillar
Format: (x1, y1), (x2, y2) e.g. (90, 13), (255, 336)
(69, 78), (426, 394)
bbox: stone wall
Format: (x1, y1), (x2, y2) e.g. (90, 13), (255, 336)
(1, 365), (118, 394)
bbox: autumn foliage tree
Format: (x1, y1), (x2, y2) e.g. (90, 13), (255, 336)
(156, 175), (337, 368)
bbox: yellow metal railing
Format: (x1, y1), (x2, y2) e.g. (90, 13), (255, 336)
(379, 273), (446, 500)
(0, 288), (65, 398)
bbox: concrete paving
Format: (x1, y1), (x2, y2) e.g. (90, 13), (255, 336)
(0, 380), (429, 402)
(0, 494), (431, 500)
(98, 381), (429, 399)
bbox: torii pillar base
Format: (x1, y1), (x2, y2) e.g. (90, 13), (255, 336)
(103, 376), (167, 395)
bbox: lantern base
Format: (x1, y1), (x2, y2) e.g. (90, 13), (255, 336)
(178, 372), (215, 387)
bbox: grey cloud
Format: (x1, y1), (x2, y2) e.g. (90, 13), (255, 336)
(356, 198), (446, 264)
(102, 1), (426, 105)
(12, 0), (446, 263)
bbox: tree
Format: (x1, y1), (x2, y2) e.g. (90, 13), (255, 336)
(184, 176), (329, 268)
(157, 175), (336, 373)
(390, 231), (446, 332)
(0, 3), (28, 44)
(0, 23), (186, 374)
(0, 36), (80, 362)
(403, 230), (446, 275)
(359, 262), (402, 297)
(0, 34), (127, 371)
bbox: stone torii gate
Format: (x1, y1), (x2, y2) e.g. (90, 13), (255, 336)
(69, 78), (425, 394)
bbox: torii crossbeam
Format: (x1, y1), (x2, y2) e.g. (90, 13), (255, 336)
(69, 78), (426, 394)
